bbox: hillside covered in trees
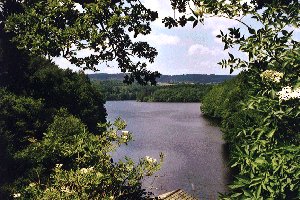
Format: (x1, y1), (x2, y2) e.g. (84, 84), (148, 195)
(94, 80), (212, 102)
(89, 73), (235, 84)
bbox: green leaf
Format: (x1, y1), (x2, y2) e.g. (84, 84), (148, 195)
(248, 27), (256, 34)
(255, 158), (266, 165)
(243, 189), (252, 197)
(193, 20), (198, 28)
(267, 129), (276, 138)
(229, 183), (244, 189)
(231, 193), (242, 198)
(270, 89), (276, 99)
(256, 185), (262, 198)
(187, 16), (196, 21)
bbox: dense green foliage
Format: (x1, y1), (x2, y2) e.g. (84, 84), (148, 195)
(94, 80), (156, 101)
(0, 59), (109, 198)
(94, 80), (212, 102)
(8, 111), (162, 200)
(0, 89), (47, 194)
(89, 73), (234, 84)
(141, 84), (212, 102)
(28, 61), (107, 133)
(201, 75), (247, 119)
(0, 0), (32, 94)
(1, 55), (107, 133)
(0, 89), (46, 150)
(169, 0), (300, 199)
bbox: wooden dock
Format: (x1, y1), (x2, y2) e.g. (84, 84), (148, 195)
(157, 189), (198, 200)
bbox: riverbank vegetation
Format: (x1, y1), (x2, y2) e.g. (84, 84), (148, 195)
(168, 0), (300, 199)
(94, 80), (213, 102)
(1, 0), (162, 199)
(0, 56), (163, 199)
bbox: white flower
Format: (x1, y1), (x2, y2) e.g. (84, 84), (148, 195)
(73, 3), (84, 13)
(291, 87), (300, 99)
(126, 164), (134, 171)
(145, 156), (157, 164)
(260, 70), (284, 83)
(61, 186), (72, 194)
(110, 131), (117, 138)
(80, 167), (94, 174)
(13, 193), (21, 198)
(277, 86), (300, 101)
(55, 164), (63, 168)
(217, 0), (231, 4)
(80, 168), (88, 173)
(121, 131), (129, 140)
(121, 135), (128, 140)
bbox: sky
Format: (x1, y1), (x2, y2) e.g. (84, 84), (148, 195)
(53, 0), (300, 75)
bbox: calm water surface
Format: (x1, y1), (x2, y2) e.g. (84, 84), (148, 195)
(105, 101), (230, 199)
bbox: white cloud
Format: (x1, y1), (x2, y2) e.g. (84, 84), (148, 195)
(204, 17), (239, 36)
(53, 57), (77, 70)
(137, 33), (180, 46)
(142, 0), (177, 27)
(188, 44), (226, 56)
(143, 0), (173, 17)
(53, 56), (121, 74)
(188, 44), (211, 56)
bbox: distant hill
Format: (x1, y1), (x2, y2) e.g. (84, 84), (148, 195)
(88, 73), (235, 84)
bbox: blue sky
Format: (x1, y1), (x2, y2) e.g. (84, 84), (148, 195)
(53, 0), (300, 75)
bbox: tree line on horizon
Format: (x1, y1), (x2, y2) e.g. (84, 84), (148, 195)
(94, 80), (213, 102)
(88, 73), (235, 84)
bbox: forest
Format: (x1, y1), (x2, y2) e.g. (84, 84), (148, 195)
(89, 73), (234, 84)
(1, 0), (299, 199)
(94, 80), (213, 102)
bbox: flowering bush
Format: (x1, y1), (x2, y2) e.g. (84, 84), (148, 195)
(11, 111), (162, 199)
(277, 86), (300, 101)
(260, 70), (284, 83)
(166, 0), (300, 199)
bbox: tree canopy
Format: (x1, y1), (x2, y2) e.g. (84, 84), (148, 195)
(3, 0), (160, 84)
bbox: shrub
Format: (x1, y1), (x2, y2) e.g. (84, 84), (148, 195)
(0, 88), (47, 199)
(11, 111), (162, 199)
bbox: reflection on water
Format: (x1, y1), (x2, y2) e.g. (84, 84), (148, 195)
(105, 101), (231, 199)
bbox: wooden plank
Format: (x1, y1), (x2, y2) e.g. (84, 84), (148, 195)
(157, 189), (198, 200)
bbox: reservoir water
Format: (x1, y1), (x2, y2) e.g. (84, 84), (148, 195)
(105, 101), (230, 199)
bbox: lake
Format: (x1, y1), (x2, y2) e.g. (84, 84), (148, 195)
(105, 101), (231, 199)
